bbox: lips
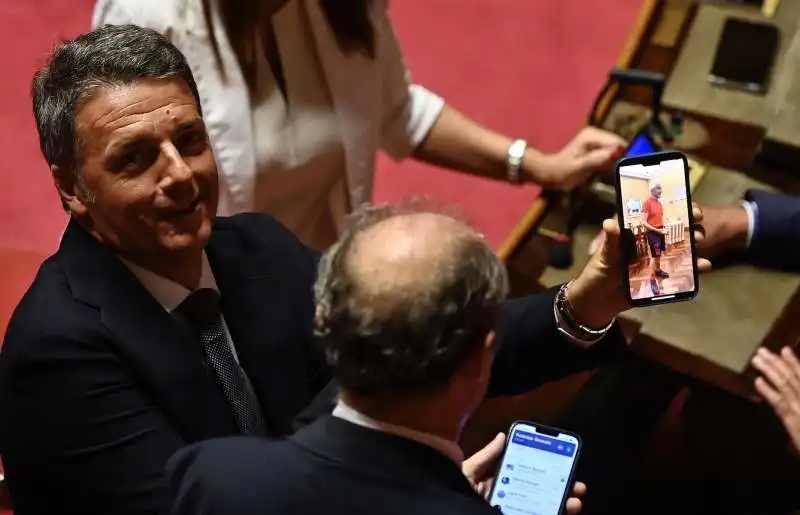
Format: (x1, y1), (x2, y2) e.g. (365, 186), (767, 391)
(161, 196), (202, 220)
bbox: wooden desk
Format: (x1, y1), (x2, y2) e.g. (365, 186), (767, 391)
(505, 0), (800, 395)
(487, 4), (800, 507)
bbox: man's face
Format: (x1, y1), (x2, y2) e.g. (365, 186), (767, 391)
(69, 79), (218, 261)
(652, 185), (662, 198)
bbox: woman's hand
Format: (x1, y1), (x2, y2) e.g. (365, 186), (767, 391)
(462, 433), (587, 514)
(751, 346), (800, 453)
(524, 127), (626, 190)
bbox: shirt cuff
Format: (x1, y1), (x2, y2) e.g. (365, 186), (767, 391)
(742, 200), (757, 249)
(553, 298), (608, 348)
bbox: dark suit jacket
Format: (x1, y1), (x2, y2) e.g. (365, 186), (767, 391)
(168, 415), (500, 515)
(0, 213), (625, 515)
(745, 189), (800, 271)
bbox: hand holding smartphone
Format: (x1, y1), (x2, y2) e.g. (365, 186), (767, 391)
(614, 150), (699, 305)
(487, 421), (581, 515)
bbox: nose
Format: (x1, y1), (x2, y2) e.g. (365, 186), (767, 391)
(160, 142), (197, 197)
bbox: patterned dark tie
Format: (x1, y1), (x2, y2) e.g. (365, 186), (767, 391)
(177, 288), (266, 435)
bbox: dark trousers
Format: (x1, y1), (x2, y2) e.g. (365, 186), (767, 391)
(646, 230), (666, 258)
(554, 354), (682, 514)
(558, 357), (800, 514)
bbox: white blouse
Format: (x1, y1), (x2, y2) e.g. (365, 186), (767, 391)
(251, 0), (348, 250)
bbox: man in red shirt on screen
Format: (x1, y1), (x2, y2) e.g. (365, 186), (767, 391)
(642, 183), (669, 285)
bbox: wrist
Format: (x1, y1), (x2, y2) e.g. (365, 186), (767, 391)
(724, 205), (749, 251)
(565, 276), (624, 328)
(521, 148), (549, 184)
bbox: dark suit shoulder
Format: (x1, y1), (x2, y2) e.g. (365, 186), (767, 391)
(209, 213), (319, 282)
(2, 253), (104, 360)
(212, 213), (316, 257)
(168, 437), (301, 515)
(168, 437), (497, 515)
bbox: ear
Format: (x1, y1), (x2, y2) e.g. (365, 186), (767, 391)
(314, 305), (323, 328)
(461, 331), (497, 386)
(51, 164), (88, 216)
(479, 331), (496, 379)
(483, 331), (497, 353)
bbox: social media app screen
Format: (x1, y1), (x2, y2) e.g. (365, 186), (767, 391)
(488, 425), (578, 515)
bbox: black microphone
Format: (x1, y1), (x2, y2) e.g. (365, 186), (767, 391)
(608, 68), (666, 87)
(545, 189), (584, 270)
(548, 235), (574, 270)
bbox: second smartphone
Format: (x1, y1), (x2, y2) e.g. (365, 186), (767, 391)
(614, 150), (699, 306)
(487, 421), (581, 515)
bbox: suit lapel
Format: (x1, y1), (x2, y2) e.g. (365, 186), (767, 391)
(206, 222), (318, 435)
(60, 220), (238, 440)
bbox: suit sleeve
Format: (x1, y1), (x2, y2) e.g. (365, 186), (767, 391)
(167, 438), (279, 515)
(0, 334), (185, 515)
(744, 189), (800, 272)
(486, 286), (628, 397)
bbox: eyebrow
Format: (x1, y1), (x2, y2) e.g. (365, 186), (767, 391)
(105, 118), (205, 156)
(174, 118), (205, 133)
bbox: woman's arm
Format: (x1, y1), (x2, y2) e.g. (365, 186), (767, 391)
(373, 2), (625, 190)
(413, 104), (626, 190)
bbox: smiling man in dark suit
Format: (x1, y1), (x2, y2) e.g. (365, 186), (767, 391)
(1, 24), (635, 515)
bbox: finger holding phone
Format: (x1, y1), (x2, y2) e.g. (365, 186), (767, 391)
(463, 432), (587, 514)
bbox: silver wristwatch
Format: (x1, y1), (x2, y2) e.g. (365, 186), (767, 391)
(506, 139), (528, 185)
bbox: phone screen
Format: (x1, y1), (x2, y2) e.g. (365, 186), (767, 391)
(600, 131), (659, 188)
(624, 131), (659, 157)
(487, 422), (580, 515)
(615, 151), (699, 305)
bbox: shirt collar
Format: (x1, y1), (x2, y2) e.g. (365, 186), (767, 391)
(120, 252), (218, 313)
(332, 400), (464, 465)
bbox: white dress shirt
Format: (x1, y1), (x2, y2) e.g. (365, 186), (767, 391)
(332, 400), (465, 465)
(742, 200), (757, 248)
(120, 253), (240, 362)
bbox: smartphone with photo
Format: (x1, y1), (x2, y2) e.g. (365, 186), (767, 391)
(487, 421), (581, 515)
(614, 150), (699, 306)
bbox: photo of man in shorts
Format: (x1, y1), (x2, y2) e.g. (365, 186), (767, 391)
(642, 184), (669, 293)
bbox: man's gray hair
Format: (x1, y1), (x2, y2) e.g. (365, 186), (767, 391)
(32, 24), (202, 182)
(313, 202), (509, 398)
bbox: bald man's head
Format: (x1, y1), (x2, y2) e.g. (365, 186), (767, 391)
(315, 205), (508, 398)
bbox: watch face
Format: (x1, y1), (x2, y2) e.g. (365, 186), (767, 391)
(509, 140), (527, 159)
